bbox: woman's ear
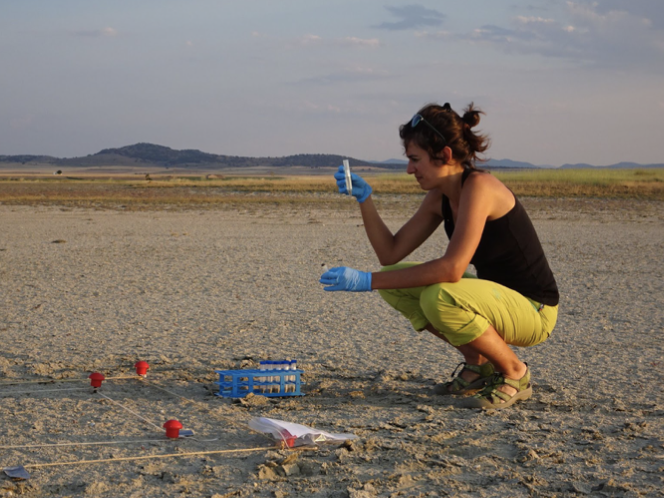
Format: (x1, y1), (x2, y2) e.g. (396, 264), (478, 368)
(440, 146), (452, 165)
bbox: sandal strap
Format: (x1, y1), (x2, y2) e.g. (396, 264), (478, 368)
(450, 362), (467, 378)
(444, 362), (495, 392)
(474, 366), (531, 403)
(447, 371), (471, 391)
(485, 389), (512, 404)
(450, 362), (494, 378)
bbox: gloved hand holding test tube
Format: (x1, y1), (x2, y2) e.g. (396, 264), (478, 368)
(321, 163), (375, 292)
(334, 162), (372, 203)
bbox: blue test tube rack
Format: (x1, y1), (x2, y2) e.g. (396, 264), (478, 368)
(214, 366), (305, 398)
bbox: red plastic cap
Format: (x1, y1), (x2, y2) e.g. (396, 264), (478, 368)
(89, 372), (105, 388)
(280, 429), (296, 448)
(135, 361), (150, 376)
(163, 419), (183, 438)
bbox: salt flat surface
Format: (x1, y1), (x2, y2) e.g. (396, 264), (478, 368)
(0, 200), (662, 497)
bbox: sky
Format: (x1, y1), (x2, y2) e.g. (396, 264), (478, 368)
(1, 0), (663, 167)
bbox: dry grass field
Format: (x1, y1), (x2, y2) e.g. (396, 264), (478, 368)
(0, 168), (662, 210)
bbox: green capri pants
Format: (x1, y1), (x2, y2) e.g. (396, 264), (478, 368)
(377, 262), (558, 347)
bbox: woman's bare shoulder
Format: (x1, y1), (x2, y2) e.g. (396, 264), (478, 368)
(465, 171), (510, 194)
(463, 170), (515, 217)
(421, 188), (444, 213)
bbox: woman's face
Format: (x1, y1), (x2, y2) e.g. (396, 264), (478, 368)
(405, 142), (443, 190)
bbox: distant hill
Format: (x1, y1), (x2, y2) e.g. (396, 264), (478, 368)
(560, 161), (664, 169)
(365, 157), (664, 170)
(0, 154), (59, 165)
(373, 158), (407, 165)
(487, 159), (664, 169)
(485, 159), (553, 169)
(1, 143), (662, 170)
(97, 143), (220, 165)
(0, 143), (394, 169)
(90, 143), (395, 169)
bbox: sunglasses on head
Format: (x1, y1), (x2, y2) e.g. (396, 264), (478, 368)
(410, 113), (448, 147)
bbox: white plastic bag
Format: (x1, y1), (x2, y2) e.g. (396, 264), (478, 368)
(249, 417), (357, 448)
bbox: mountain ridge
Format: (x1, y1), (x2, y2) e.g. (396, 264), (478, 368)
(1, 143), (662, 170)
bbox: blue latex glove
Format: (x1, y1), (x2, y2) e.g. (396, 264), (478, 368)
(320, 266), (372, 292)
(334, 165), (373, 203)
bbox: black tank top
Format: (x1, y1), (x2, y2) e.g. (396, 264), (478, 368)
(442, 169), (559, 306)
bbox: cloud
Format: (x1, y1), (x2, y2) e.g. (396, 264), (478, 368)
(375, 4), (445, 31)
(285, 34), (381, 50)
(302, 101), (343, 113)
(590, 0), (664, 29)
(439, 2), (664, 70)
(280, 34), (323, 49)
(72, 27), (118, 38)
(296, 34), (323, 45)
(294, 66), (391, 85)
(515, 16), (555, 24)
(100, 27), (118, 37)
(338, 37), (381, 48)
(512, 3), (549, 13)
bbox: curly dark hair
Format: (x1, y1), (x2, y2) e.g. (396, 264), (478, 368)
(399, 102), (490, 169)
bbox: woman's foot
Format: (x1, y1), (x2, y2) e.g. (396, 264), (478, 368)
(458, 365), (532, 409)
(432, 362), (495, 395)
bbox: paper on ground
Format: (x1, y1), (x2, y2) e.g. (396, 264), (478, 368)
(249, 417), (357, 446)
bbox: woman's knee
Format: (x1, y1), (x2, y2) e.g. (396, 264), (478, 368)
(418, 284), (485, 345)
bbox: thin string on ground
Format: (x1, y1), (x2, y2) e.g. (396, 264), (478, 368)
(139, 378), (249, 426)
(0, 387), (91, 396)
(139, 377), (273, 444)
(0, 376), (137, 386)
(0, 373), (277, 447)
(138, 377), (200, 404)
(0, 439), (174, 450)
(96, 392), (163, 431)
(23, 446), (277, 469)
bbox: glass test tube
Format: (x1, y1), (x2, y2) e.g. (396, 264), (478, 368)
(275, 361), (284, 394)
(258, 361), (267, 393)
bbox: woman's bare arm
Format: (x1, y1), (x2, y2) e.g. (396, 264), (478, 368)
(359, 190), (443, 266)
(370, 174), (501, 289)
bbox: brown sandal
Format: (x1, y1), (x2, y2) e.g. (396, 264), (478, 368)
(432, 362), (495, 396)
(459, 365), (532, 409)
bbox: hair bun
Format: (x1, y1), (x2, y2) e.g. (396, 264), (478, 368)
(462, 110), (481, 128)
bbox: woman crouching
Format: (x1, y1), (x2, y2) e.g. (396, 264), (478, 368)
(320, 102), (559, 409)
